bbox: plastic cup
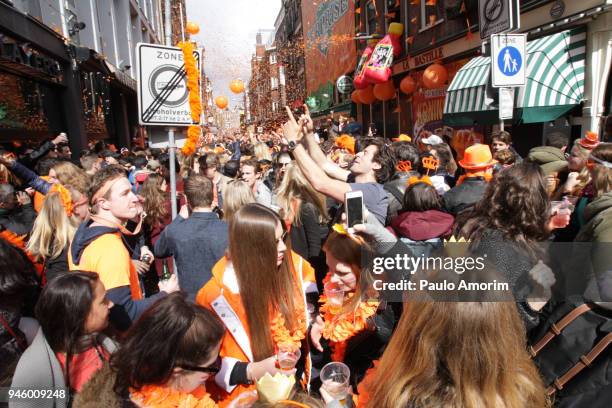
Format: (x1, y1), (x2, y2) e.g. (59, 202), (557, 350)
(320, 362), (350, 399)
(277, 345), (301, 372)
(324, 282), (344, 315)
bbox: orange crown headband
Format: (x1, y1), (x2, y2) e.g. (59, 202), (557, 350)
(332, 223), (365, 245)
(396, 160), (412, 172)
(407, 175), (433, 187)
(421, 156), (439, 176)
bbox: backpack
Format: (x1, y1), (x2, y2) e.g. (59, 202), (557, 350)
(529, 296), (612, 407)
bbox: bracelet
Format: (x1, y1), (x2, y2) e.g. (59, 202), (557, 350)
(246, 363), (254, 384)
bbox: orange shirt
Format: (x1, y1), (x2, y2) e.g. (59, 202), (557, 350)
(56, 345), (110, 392)
(196, 251), (316, 406)
(68, 232), (142, 300)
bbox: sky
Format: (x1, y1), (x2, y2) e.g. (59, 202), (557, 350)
(186, 0), (282, 109)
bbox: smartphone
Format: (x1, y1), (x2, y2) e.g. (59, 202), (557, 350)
(345, 191), (364, 232)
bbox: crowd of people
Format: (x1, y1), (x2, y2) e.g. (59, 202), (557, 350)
(0, 105), (611, 407)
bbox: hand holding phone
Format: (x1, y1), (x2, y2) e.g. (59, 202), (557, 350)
(345, 191), (364, 233)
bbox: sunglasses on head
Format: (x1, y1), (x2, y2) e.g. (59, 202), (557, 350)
(177, 356), (221, 374)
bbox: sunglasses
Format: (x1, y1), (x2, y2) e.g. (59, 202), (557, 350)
(178, 356), (222, 374)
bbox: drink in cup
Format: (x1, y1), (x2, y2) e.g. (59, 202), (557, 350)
(550, 199), (574, 229)
(325, 282), (344, 315)
(320, 362), (350, 400)
(277, 345), (301, 372)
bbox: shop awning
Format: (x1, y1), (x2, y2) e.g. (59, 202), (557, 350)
(443, 27), (586, 126)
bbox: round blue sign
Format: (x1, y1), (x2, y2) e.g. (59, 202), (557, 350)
(497, 46), (522, 77)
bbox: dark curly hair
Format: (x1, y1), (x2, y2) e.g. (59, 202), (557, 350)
(456, 161), (551, 250)
(362, 137), (396, 184)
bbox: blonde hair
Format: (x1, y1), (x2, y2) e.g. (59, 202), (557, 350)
(364, 302), (549, 408)
(276, 163), (328, 225)
(222, 180), (255, 221)
(254, 142), (272, 162)
(27, 189), (80, 260)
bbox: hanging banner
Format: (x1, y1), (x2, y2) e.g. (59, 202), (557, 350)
(302, 0), (356, 109)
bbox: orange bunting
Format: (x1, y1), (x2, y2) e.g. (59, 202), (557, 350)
(426, 0), (437, 5)
(355, 7), (361, 14)
(178, 41), (202, 157)
(410, 0), (420, 4)
(130, 385), (216, 408)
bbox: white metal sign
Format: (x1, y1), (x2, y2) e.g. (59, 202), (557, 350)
(137, 43), (201, 126)
(491, 33), (526, 88)
(498, 87), (515, 120)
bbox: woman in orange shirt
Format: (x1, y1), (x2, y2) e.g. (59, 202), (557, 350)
(196, 203), (318, 405)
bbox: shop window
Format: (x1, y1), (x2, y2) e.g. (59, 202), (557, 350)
(420, 0), (444, 32)
(366, 0), (379, 35)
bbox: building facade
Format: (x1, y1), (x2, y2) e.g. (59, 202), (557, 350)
(0, 0), (186, 154)
(350, 0), (612, 151)
(247, 32), (282, 127)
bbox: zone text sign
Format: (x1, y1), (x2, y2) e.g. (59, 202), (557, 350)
(491, 33), (526, 88)
(137, 43), (201, 126)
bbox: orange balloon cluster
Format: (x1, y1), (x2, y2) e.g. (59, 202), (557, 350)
(351, 90), (362, 104)
(373, 81), (396, 101)
(215, 96), (228, 109)
(422, 63), (448, 89)
(186, 22), (200, 35)
(400, 75), (416, 94)
(230, 79), (245, 94)
(359, 85), (376, 104)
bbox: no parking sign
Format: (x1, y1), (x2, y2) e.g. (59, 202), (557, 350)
(491, 34), (526, 88)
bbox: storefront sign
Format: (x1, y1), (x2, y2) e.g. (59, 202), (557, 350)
(414, 47), (444, 68)
(0, 39), (61, 78)
(550, 0), (565, 19)
(336, 75), (353, 94)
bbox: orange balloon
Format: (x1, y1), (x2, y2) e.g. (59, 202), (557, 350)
(360, 85), (376, 104)
(351, 90), (363, 104)
(215, 96), (228, 109)
(422, 63), (448, 89)
(373, 81), (396, 101)
(399, 75), (416, 94)
(186, 22), (200, 35)
(229, 79), (245, 94)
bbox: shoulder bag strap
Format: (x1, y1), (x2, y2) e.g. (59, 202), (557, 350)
(547, 332), (612, 396)
(0, 314), (27, 351)
(529, 303), (593, 357)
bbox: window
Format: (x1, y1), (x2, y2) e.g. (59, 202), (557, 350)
(271, 77), (279, 90)
(366, 0), (378, 35)
(420, 0), (444, 32)
(270, 53), (277, 64)
(272, 101), (279, 112)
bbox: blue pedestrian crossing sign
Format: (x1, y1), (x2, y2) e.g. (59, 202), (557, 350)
(491, 34), (526, 88)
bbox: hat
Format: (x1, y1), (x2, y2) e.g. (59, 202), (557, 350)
(527, 146), (568, 175)
(392, 134), (412, 142)
(578, 131), (600, 150)
(421, 135), (444, 145)
(458, 144), (497, 170)
(147, 159), (161, 171)
(334, 134), (356, 155)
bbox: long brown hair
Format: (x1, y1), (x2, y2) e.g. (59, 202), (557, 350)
(276, 163), (328, 225)
(141, 173), (168, 228)
(589, 143), (612, 197)
(229, 204), (300, 360)
(365, 302), (549, 408)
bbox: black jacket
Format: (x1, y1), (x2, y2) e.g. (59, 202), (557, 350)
(442, 177), (488, 215)
(384, 170), (420, 223)
(0, 204), (37, 236)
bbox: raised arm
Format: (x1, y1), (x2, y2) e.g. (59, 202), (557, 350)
(283, 107), (349, 203)
(300, 105), (351, 182)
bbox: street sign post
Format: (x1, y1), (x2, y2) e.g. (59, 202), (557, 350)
(491, 33), (526, 88)
(479, 0), (520, 39)
(137, 43), (201, 126)
(499, 87), (515, 121)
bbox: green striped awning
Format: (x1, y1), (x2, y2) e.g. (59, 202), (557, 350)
(443, 27), (587, 125)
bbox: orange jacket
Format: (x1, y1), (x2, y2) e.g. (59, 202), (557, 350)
(195, 251), (317, 406)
